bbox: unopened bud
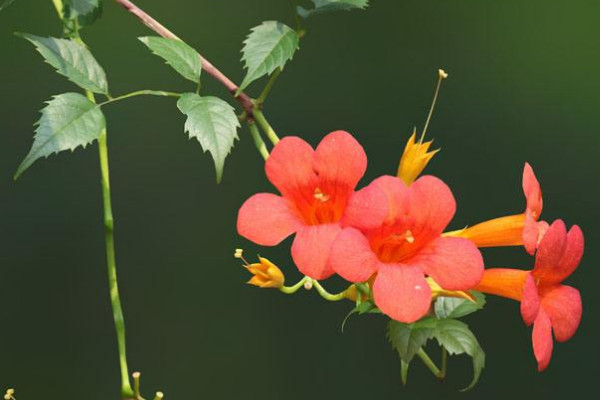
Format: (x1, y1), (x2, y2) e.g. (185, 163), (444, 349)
(304, 278), (313, 290)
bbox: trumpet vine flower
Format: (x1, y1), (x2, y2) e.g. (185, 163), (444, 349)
(474, 219), (584, 370)
(237, 131), (387, 279)
(329, 175), (484, 323)
(446, 163), (548, 254)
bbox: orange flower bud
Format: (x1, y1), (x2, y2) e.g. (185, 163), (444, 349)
(426, 277), (475, 302)
(246, 257), (285, 289)
(397, 130), (439, 186)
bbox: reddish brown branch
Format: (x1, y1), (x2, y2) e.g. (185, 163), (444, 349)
(114, 0), (254, 115)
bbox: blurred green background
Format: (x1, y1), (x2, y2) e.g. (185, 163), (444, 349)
(1, 0), (598, 398)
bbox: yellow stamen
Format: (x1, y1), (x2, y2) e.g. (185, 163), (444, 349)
(313, 187), (330, 202)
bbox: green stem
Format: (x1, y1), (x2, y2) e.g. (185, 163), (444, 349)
(417, 348), (443, 379)
(440, 347), (448, 379)
(51, 2), (133, 398)
(51, 0), (64, 16)
(255, 68), (281, 106)
(253, 108), (279, 145)
(100, 90), (181, 106)
(312, 280), (348, 301)
(247, 121), (269, 160)
(279, 276), (309, 294)
(92, 90), (134, 398)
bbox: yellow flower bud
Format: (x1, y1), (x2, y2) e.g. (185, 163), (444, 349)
(246, 257), (285, 289)
(397, 129), (439, 186)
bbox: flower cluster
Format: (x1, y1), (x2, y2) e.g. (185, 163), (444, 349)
(236, 128), (584, 375)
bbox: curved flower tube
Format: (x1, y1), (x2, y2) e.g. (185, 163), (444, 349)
(237, 131), (388, 279)
(329, 175), (484, 323)
(474, 219), (584, 370)
(446, 163), (549, 254)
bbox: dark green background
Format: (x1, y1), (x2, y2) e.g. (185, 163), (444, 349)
(1, 0), (598, 398)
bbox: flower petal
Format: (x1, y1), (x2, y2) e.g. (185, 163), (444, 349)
(523, 162), (543, 219)
(371, 175), (410, 223)
(373, 263), (431, 323)
(409, 175), (457, 241)
(415, 237), (484, 291)
(341, 183), (388, 230)
(237, 193), (303, 246)
(532, 310), (553, 371)
(313, 131), (367, 191)
(541, 285), (582, 342)
(265, 136), (316, 200)
(554, 225), (584, 283)
(330, 227), (380, 282)
(533, 220), (574, 283)
(291, 223), (341, 280)
(520, 273), (540, 326)
(523, 211), (540, 255)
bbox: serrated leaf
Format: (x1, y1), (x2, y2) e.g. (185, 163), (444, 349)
(63, 0), (103, 27)
(177, 93), (240, 182)
(139, 36), (202, 83)
(432, 319), (485, 391)
(238, 21), (299, 94)
(298, 0), (369, 18)
(18, 33), (109, 94)
(15, 93), (105, 179)
(435, 292), (486, 319)
(341, 300), (381, 332)
(387, 318), (436, 364)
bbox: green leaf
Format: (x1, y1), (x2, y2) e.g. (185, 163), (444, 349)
(63, 0), (103, 27)
(177, 93), (240, 182)
(431, 319), (485, 391)
(237, 21), (299, 94)
(15, 93), (106, 179)
(400, 359), (410, 386)
(341, 300), (381, 332)
(18, 33), (109, 94)
(298, 0), (369, 18)
(435, 291), (486, 319)
(387, 318), (436, 364)
(139, 36), (202, 83)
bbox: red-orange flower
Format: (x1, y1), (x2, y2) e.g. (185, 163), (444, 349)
(237, 131), (387, 279)
(329, 175), (484, 323)
(474, 220), (584, 371)
(447, 163), (549, 254)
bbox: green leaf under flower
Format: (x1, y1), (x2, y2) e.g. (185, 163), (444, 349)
(435, 291), (486, 319)
(431, 319), (485, 391)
